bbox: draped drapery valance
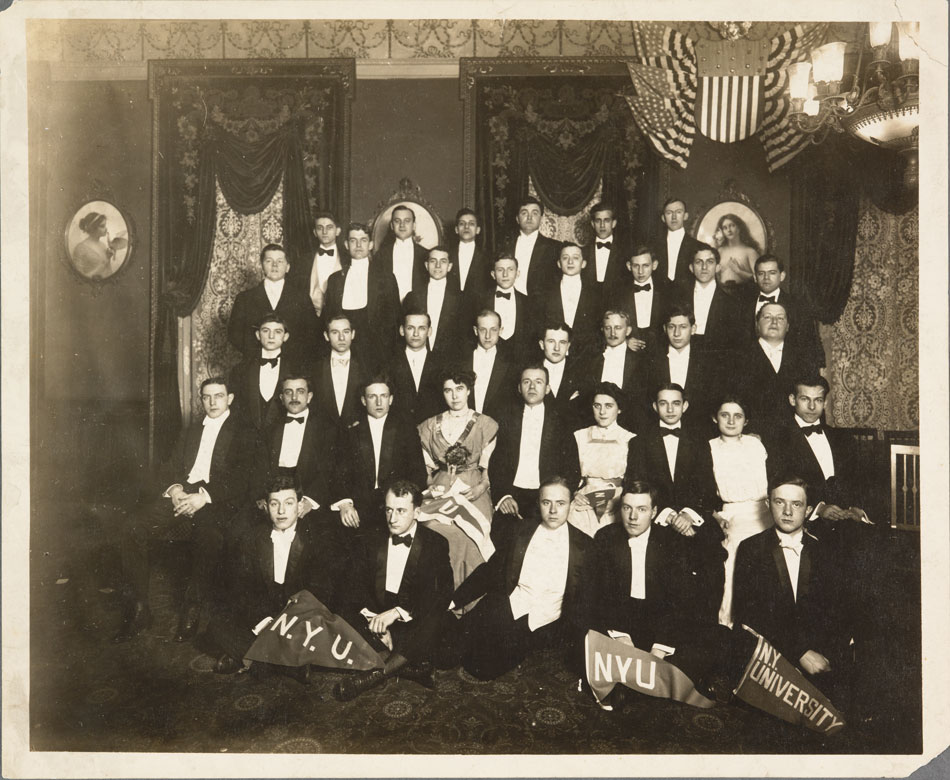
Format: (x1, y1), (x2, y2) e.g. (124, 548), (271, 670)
(148, 59), (354, 461)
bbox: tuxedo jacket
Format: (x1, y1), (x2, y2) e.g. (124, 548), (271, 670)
(323, 262), (401, 371)
(311, 353), (369, 430)
(332, 411), (428, 530)
(386, 348), (445, 425)
(258, 412), (338, 506)
(452, 519), (592, 636)
(733, 526), (848, 667)
(403, 281), (466, 357)
(675, 281), (744, 356)
(606, 277), (672, 357)
(477, 287), (538, 363)
(488, 398), (580, 502)
(647, 344), (721, 431)
(541, 276), (603, 360)
(581, 237), (628, 290)
(228, 352), (311, 433)
(449, 241), (492, 301)
(227, 281), (320, 360)
(731, 339), (812, 433)
(464, 344), (519, 421)
(373, 236), (429, 301)
(742, 287), (826, 368)
(165, 413), (256, 513)
(502, 232), (561, 298)
(654, 232), (705, 286)
(545, 356), (586, 429)
(580, 347), (648, 430)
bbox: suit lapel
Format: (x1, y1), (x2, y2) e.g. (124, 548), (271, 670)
(798, 534), (815, 605)
(208, 416), (235, 480)
(374, 536), (388, 605)
(378, 418), (396, 486)
(285, 530), (304, 587)
(509, 522), (536, 590)
(769, 535), (797, 607)
(357, 421), (377, 488)
(622, 350), (636, 390)
(297, 416), (316, 476)
(258, 529), (275, 588)
(399, 529), (425, 603)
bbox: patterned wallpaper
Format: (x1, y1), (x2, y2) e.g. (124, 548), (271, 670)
(825, 200), (919, 431)
(28, 20), (818, 64)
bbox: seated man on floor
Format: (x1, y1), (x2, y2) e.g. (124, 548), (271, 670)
(333, 480), (453, 701)
(448, 477), (592, 680)
(113, 376), (255, 643)
(208, 475), (345, 676)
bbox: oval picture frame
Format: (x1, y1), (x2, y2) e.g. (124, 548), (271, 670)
(695, 199), (771, 258)
(63, 199), (134, 285)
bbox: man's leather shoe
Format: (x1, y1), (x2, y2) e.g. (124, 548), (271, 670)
(280, 664), (311, 685)
(397, 661), (436, 690)
(333, 669), (386, 701)
(174, 603), (201, 642)
(214, 654), (243, 675)
(112, 601), (152, 643)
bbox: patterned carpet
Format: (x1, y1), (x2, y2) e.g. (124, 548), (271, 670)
(30, 508), (922, 756)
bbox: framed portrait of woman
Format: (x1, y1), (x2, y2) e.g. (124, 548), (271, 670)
(695, 198), (771, 287)
(63, 199), (133, 284)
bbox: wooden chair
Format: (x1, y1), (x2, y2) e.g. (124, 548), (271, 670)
(884, 431), (920, 530)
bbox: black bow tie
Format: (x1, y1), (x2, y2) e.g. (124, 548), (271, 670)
(317, 246), (334, 256)
(661, 427), (681, 438)
(802, 424), (824, 437)
(495, 290), (511, 300)
(758, 293), (777, 303)
(260, 356), (279, 368)
(596, 241), (612, 250)
(633, 283), (652, 293)
(391, 533), (413, 548)
(284, 415), (305, 425)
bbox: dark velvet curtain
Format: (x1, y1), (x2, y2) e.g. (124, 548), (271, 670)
(474, 76), (655, 255)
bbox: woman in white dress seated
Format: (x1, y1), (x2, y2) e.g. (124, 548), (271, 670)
(567, 382), (636, 538)
(708, 394), (771, 627)
(417, 367), (498, 589)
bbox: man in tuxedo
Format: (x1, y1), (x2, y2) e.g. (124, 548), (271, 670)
(606, 245), (671, 358)
(733, 476), (852, 698)
(333, 481), (453, 700)
(330, 376), (428, 540)
(113, 377), (255, 643)
(541, 242), (601, 361)
(311, 314), (367, 430)
(402, 246), (465, 357)
(538, 321), (583, 427)
(648, 304), (719, 431)
(229, 313), (307, 433)
(375, 204), (429, 303)
(582, 201), (627, 290)
(743, 255), (825, 368)
(228, 243), (320, 360)
(307, 211), (344, 317)
(654, 198), (704, 285)
(467, 309), (518, 420)
(448, 477), (592, 680)
(489, 365), (580, 523)
(386, 311), (445, 424)
(506, 196), (560, 300)
(581, 310), (646, 430)
(449, 208), (491, 303)
(587, 481), (728, 699)
(478, 254), (536, 363)
(324, 222), (401, 373)
(676, 244), (743, 359)
(208, 476), (346, 675)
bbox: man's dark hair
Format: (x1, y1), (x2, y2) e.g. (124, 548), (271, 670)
(664, 302), (696, 326)
(456, 207), (478, 224)
(402, 308), (432, 327)
(661, 196), (687, 212)
(539, 475), (573, 494)
(387, 479), (423, 508)
(755, 300), (790, 322)
(792, 374), (830, 397)
(768, 474), (811, 505)
(362, 373), (394, 396)
(517, 196), (545, 216)
(589, 202), (616, 220)
(541, 320), (573, 340)
(629, 244), (654, 261)
(281, 374), (312, 393)
(346, 222), (371, 238)
(313, 210), (339, 225)
(428, 245), (450, 258)
(266, 475), (300, 499)
(494, 253), (518, 268)
(257, 311), (288, 331)
(324, 313), (354, 333)
(475, 308), (502, 326)
(259, 243), (286, 264)
(200, 375), (230, 395)
(520, 362), (550, 386)
(391, 204), (416, 223)
(694, 243), (720, 264)
(755, 253), (785, 273)
(559, 241), (583, 257)
(655, 382), (687, 402)
(621, 479), (659, 506)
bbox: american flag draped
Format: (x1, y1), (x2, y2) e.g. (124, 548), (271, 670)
(626, 22), (829, 171)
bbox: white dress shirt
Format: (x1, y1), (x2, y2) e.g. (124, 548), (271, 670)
(665, 228), (685, 282)
(392, 237), (416, 301)
(457, 241), (475, 291)
(758, 338), (785, 373)
(513, 403), (545, 490)
(628, 525), (652, 599)
(776, 527), (804, 601)
(633, 284), (654, 329)
(271, 522), (297, 585)
(258, 350), (281, 401)
(367, 413), (386, 488)
(514, 231), (539, 295)
(692, 281), (716, 334)
(493, 286), (517, 340)
(406, 346), (427, 391)
(263, 278), (285, 312)
(310, 246), (341, 304)
(278, 408), (309, 467)
(385, 522), (417, 594)
(508, 522), (570, 631)
(330, 351), (351, 415)
(544, 358), (566, 397)
(797, 415), (835, 479)
(667, 344), (691, 388)
(426, 277), (447, 348)
(341, 258), (369, 310)
(595, 240), (612, 283)
(559, 274), (583, 328)
(185, 409), (231, 486)
(601, 343), (627, 387)
(472, 346), (497, 413)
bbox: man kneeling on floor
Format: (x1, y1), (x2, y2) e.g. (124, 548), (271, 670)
(333, 480), (454, 701)
(207, 475), (345, 678)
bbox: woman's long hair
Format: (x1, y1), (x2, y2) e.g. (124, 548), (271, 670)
(716, 213), (762, 254)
